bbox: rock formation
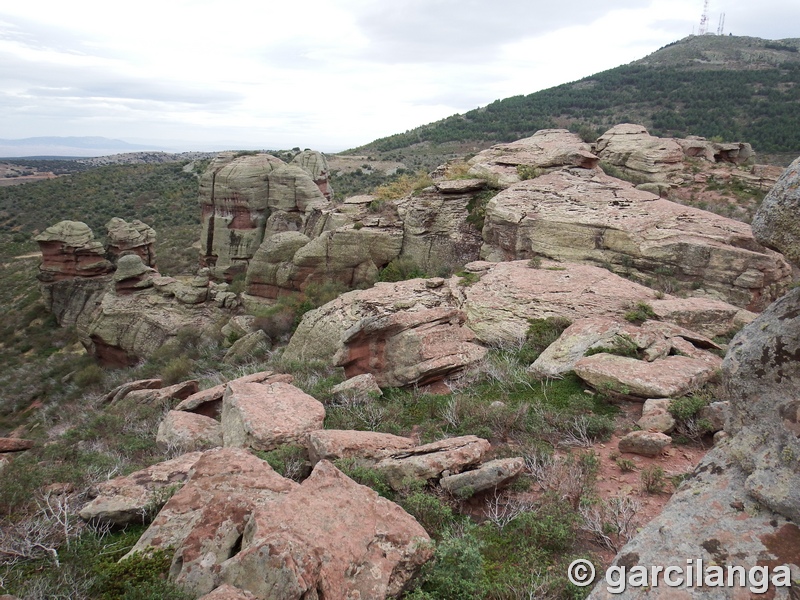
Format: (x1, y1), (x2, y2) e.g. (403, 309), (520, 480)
(198, 151), (331, 280)
(284, 260), (752, 388)
(122, 449), (432, 598)
(34, 218), (231, 365)
(480, 168), (791, 311)
(467, 129), (599, 187)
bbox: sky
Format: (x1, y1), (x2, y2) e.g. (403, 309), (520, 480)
(0, 0), (797, 153)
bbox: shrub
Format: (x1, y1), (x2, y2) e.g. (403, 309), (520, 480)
(584, 334), (641, 359)
(640, 465), (667, 494)
(160, 356), (193, 385)
(517, 164), (543, 180)
(256, 445), (308, 481)
(333, 458), (395, 500)
(400, 492), (458, 540)
(74, 363), (105, 389)
(373, 172), (432, 200)
(92, 548), (190, 600)
(378, 257), (427, 282)
(412, 527), (485, 600)
(624, 301), (657, 325)
(527, 256), (542, 269)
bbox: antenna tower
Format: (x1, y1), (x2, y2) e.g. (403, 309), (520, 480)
(699, 0), (709, 35)
(717, 13), (725, 35)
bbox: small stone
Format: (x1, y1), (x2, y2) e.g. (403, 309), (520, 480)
(618, 430), (672, 457)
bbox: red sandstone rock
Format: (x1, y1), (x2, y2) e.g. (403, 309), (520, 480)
(307, 429), (415, 464)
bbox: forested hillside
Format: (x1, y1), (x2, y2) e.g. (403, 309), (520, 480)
(0, 161), (204, 236)
(350, 35), (800, 160)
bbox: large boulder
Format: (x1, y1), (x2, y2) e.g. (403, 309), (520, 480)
(283, 278), (487, 387)
(125, 448), (298, 597)
(467, 129), (599, 187)
(480, 168), (792, 311)
(595, 123), (684, 182)
(374, 435), (491, 490)
(723, 287), (800, 522)
(218, 460), (432, 599)
(221, 381), (325, 451)
(307, 429), (416, 464)
(156, 411), (223, 452)
(751, 155), (800, 266)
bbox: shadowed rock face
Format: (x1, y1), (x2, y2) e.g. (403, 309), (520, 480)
(480, 168), (792, 311)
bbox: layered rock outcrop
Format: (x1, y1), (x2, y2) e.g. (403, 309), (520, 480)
(480, 168), (792, 311)
(467, 129), (599, 187)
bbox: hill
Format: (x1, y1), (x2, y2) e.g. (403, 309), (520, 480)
(347, 35), (800, 169)
(0, 136), (169, 158)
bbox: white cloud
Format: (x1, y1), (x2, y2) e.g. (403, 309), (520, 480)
(0, 0), (796, 152)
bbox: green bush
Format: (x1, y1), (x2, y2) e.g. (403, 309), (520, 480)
(640, 465), (667, 494)
(378, 257), (427, 282)
(400, 492), (458, 540)
(333, 458), (395, 500)
(411, 528), (485, 600)
(160, 356), (193, 385)
(257, 445), (308, 481)
(624, 301), (657, 325)
(92, 548), (190, 600)
(74, 363), (106, 388)
(518, 317), (572, 364)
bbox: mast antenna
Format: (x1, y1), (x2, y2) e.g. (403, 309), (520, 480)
(699, 0), (710, 35)
(717, 13), (725, 35)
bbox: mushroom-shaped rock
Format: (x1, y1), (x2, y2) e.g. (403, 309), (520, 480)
(34, 220), (113, 280)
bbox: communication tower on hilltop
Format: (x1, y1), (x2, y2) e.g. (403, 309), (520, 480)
(699, 0), (710, 35)
(717, 13), (726, 35)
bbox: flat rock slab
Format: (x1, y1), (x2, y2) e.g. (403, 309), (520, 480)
(0, 438), (34, 453)
(126, 447), (298, 597)
(79, 451), (203, 526)
(307, 429), (415, 464)
(618, 430), (672, 457)
(156, 410), (223, 452)
(330, 373), (383, 398)
(440, 457), (524, 497)
(102, 378), (162, 404)
(219, 460), (433, 599)
(174, 371), (291, 418)
(574, 353), (720, 398)
(221, 380), (325, 451)
(120, 380), (199, 406)
(375, 435), (491, 490)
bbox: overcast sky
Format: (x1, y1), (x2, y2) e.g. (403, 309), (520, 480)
(0, 0), (797, 153)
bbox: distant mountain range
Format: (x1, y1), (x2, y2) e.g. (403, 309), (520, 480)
(349, 35), (800, 165)
(0, 137), (169, 158)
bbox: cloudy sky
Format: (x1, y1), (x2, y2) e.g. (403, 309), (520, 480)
(0, 0), (797, 153)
